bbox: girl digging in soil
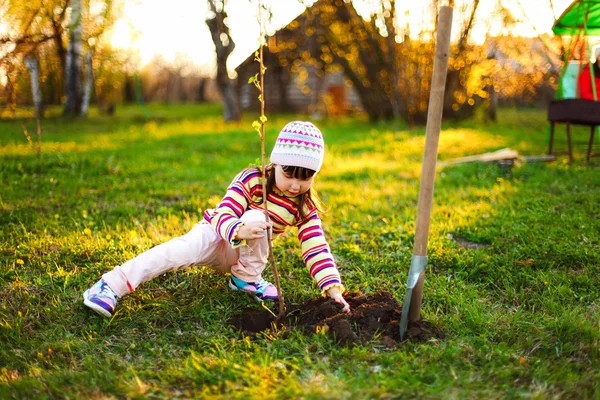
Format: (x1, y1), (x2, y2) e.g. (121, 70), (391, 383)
(83, 121), (351, 317)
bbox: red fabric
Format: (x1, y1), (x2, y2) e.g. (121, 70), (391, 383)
(579, 65), (600, 100)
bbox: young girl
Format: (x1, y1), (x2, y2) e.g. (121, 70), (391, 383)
(83, 121), (350, 317)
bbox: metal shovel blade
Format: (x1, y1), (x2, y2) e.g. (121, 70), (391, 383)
(399, 287), (413, 340)
(400, 255), (427, 340)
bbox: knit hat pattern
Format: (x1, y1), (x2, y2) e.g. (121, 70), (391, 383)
(270, 121), (325, 172)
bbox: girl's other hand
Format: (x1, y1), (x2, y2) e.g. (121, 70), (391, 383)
(327, 287), (350, 313)
(236, 221), (272, 240)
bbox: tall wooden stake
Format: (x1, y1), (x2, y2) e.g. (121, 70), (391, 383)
(400, 6), (453, 340)
(257, 0), (286, 318)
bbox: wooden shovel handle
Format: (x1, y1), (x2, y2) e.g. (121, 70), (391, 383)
(409, 6), (453, 321)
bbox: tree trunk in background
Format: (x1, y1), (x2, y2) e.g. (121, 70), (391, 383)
(5, 69), (17, 118)
(206, 0), (240, 122)
(124, 76), (136, 103)
(197, 78), (207, 102)
(384, 1), (403, 126)
(50, 3), (68, 86)
(326, 36), (395, 121)
(221, 84), (239, 120)
(81, 51), (93, 116)
(24, 54), (44, 119)
(485, 77), (497, 122)
(64, 0), (83, 116)
(301, 1), (397, 121)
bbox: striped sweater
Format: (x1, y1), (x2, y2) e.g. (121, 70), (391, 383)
(203, 167), (343, 294)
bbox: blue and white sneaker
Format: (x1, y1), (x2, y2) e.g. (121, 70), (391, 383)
(229, 275), (278, 302)
(83, 279), (117, 318)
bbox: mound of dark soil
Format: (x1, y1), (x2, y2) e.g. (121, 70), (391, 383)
(230, 291), (442, 347)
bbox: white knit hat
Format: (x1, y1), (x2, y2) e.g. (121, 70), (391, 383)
(270, 121), (325, 172)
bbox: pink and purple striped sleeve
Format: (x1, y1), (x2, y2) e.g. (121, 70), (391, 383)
(211, 169), (260, 246)
(297, 210), (344, 294)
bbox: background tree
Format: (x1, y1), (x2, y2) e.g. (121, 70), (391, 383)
(81, 51), (93, 116)
(24, 53), (43, 118)
(278, 0), (479, 121)
(293, 0), (402, 121)
(442, 0), (481, 119)
(0, 0), (61, 114)
(64, 0), (83, 115)
(0, 0), (122, 117)
(206, 0), (241, 122)
(399, 0), (562, 121)
(275, 0), (552, 122)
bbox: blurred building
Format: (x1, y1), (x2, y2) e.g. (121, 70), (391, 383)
(234, 6), (363, 117)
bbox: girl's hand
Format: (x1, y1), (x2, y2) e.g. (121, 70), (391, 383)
(236, 221), (272, 240)
(327, 287), (350, 313)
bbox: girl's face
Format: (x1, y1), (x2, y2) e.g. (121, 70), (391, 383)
(273, 165), (315, 197)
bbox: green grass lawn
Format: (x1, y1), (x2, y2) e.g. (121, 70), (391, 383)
(1, 103), (599, 399)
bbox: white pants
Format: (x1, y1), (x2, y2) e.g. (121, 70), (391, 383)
(102, 210), (269, 298)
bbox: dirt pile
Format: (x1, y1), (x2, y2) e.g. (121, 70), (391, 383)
(230, 291), (442, 347)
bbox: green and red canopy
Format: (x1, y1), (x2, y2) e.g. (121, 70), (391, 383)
(553, 0), (600, 36)
(553, 0), (600, 101)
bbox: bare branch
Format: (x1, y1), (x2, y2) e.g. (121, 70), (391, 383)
(458, 0), (480, 51)
(514, 0), (560, 70)
(549, 0), (557, 19)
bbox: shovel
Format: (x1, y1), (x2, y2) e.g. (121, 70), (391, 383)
(400, 6), (453, 340)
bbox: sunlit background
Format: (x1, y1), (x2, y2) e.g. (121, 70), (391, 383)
(110, 0), (575, 73)
(0, 0), (594, 120)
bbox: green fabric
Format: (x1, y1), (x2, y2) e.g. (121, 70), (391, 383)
(553, 0), (600, 36)
(559, 62), (583, 98)
(555, 34), (577, 99)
